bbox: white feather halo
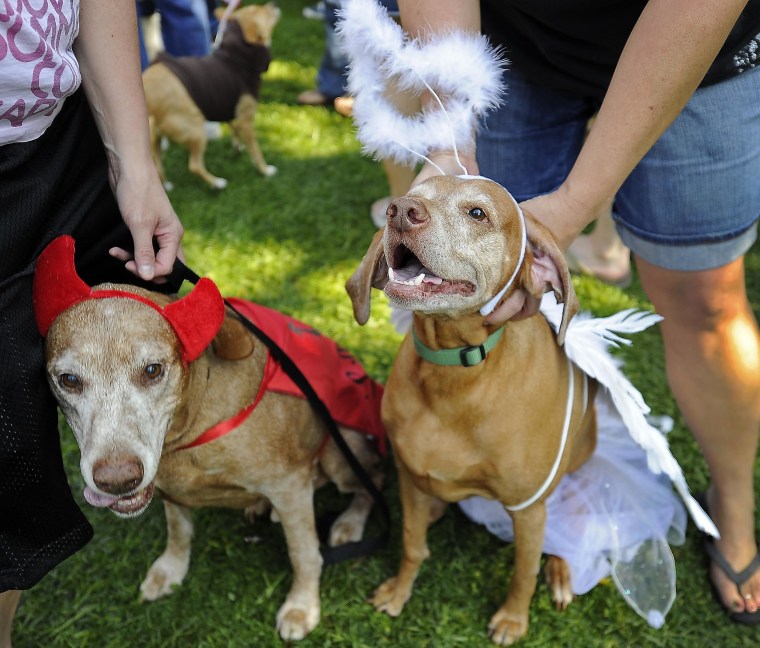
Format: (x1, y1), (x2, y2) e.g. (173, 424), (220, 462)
(336, 0), (507, 167)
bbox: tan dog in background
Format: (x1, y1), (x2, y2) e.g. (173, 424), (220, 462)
(37, 238), (383, 642)
(142, 3), (280, 189)
(346, 175), (598, 645)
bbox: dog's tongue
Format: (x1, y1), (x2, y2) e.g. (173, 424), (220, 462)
(389, 260), (443, 285)
(83, 486), (119, 508)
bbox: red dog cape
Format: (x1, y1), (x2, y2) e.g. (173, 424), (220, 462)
(182, 298), (386, 456)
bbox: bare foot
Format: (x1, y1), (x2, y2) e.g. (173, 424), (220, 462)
(565, 233), (631, 287)
(705, 488), (760, 619)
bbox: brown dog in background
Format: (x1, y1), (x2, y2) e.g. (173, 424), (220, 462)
(142, 2), (280, 189)
(346, 175), (598, 645)
(36, 237), (384, 642)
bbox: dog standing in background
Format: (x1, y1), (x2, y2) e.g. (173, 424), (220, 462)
(142, 2), (280, 189)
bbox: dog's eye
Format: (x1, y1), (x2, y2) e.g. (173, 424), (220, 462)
(468, 207), (487, 221)
(59, 373), (81, 392)
(144, 364), (163, 380)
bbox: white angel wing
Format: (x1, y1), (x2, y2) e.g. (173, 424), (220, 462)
(540, 294), (719, 538)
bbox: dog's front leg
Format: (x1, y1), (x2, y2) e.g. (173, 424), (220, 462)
(488, 503), (547, 646)
(370, 460), (433, 617)
(269, 477), (322, 641)
(140, 500), (194, 601)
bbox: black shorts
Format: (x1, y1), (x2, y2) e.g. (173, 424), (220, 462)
(0, 90), (180, 591)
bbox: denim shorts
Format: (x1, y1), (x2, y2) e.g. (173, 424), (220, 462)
(476, 67), (760, 270)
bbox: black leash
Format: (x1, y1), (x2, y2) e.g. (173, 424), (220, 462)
(174, 261), (390, 564)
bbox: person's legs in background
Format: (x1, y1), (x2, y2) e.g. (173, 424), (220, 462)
(299, 0), (398, 114)
(616, 68), (760, 620)
(298, 0), (348, 107)
(637, 256), (760, 616)
(155, 0), (212, 58)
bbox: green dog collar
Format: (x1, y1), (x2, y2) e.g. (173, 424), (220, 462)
(412, 325), (505, 367)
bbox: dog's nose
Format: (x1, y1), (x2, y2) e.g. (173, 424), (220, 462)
(92, 455), (145, 494)
(387, 197), (429, 230)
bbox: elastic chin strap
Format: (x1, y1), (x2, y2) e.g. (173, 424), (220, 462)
(472, 180), (527, 316)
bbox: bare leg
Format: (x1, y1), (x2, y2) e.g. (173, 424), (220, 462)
(637, 256), (760, 615)
(370, 86), (420, 228)
(0, 590), (22, 648)
(370, 160), (417, 228)
(565, 201), (631, 286)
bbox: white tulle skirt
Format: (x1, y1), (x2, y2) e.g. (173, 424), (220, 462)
(458, 391), (687, 628)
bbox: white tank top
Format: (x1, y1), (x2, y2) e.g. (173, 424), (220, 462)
(0, 0), (81, 145)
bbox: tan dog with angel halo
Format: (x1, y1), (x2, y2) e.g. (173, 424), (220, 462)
(346, 174), (598, 645)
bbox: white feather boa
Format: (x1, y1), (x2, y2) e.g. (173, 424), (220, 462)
(336, 0), (506, 166)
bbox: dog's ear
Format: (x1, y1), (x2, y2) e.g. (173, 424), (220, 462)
(345, 228), (389, 325)
(519, 210), (578, 346)
(212, 312), (255, 361)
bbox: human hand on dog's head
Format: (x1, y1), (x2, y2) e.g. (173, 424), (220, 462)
(486, 183), (605, 327)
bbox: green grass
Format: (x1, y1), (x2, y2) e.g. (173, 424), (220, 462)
(12, 2), (760, 646)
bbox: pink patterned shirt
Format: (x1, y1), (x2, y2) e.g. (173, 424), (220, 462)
(0, 0), (81, 144)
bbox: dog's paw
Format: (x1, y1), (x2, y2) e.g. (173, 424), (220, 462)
(369, 577), (410, 617)
(163, 180), (174, 192)
(139, 553), (188, 601)
(487, 607), (528, 646)
(263, 164), (278, 177)
(276, 599), (320, 641)
(328, 511), (365, 547)
(213, 177), (229, 190)
(544, 555), (574, 610)
(243, 496), (272, 524)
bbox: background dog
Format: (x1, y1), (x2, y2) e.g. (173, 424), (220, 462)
(36, 237), (384, 642)
(346, 175), (598, 645)
(142, 2), (280, 189)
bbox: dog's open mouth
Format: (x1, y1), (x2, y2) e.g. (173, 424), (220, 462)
(84, 482), (155, 518)
(387, 243), (475, 297)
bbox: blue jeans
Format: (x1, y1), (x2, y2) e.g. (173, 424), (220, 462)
(138, 0), (212, 70)
(477, 68), (760, 270)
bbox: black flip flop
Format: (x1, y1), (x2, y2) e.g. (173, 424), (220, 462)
(696, 492), (760, 625)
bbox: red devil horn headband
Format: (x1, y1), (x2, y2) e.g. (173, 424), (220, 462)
(33, 235), (225, 363)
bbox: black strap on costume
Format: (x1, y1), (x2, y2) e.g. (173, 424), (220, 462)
(173, 261), (390, 565)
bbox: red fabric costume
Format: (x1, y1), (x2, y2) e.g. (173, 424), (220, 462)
(182, 298), (387, 457)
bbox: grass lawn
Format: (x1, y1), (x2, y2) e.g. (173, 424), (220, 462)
(12, 2), (760, 646)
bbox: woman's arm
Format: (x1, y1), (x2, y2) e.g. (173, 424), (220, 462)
(398, 0), (482, 180)
(74, 0), (183, 281)
(522, 0), (749, 248)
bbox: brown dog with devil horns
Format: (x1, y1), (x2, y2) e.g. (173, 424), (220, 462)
(34, 236), (385, 641)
